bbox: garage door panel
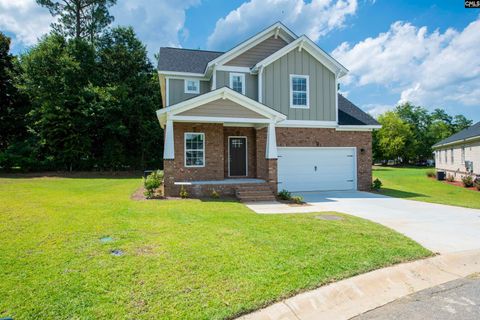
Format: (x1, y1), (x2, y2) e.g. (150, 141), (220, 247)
(277, 147), (356, 192)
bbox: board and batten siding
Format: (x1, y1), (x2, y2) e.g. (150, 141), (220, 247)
(216, 71), (258, 101)
(177, 99), (268, 119)
(168, 78), (210, 106)
(262, 49), (336, 121)
(224, 36), (288, 67)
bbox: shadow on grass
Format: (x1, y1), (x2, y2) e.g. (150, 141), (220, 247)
(378, 188), (428, 199)
(0, 171), (143, 179)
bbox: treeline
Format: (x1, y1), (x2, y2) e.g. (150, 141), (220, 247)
(0, 0), (163, 171)
(373, 103), (472, 164)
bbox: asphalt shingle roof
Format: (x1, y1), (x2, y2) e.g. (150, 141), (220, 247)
(158, 48), (378, 127)
(433, 121), (480, 147)
(338, 94), (379, 126)
(157, 47), (224, 74)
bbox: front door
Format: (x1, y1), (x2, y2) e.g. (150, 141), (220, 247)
(228, 137), (247, 176)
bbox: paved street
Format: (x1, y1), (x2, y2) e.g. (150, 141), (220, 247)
(353, 274), (480, 320)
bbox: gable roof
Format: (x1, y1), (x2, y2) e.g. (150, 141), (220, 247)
(157, 47), (223, 74)
(433, 121), (480, 148)
(338, 94), (380, 126)
(253, 35), (348, 78)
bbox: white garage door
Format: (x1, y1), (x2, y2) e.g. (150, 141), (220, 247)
(278, 147), (356, 192)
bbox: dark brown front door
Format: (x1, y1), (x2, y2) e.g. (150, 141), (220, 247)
(229, 137), (247, 176)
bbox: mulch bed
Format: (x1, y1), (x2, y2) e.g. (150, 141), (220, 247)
(428, 176), (479, 191)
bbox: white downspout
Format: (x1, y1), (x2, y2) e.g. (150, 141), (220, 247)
(163, 119), (175, 160)
(266, 122), (277, 159)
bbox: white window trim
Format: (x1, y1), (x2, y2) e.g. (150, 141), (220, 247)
(229, 73), (246, 95)
(184, 79), (200, 94)
(184, 132), (205, 168)
(289, 74), (309, 109)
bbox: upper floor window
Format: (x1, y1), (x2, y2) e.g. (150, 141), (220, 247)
(184, 79), (200, 94)
(184, 133), (205, 167)
(229, 73), (245, 94)
(290, 75), (309, 108)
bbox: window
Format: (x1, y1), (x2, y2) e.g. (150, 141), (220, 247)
(461, 146), (465, 163)
(229, 73), (245, 94)
(444, 149), (447, 163)
(184, 79), (200, 94)
(438, 151), (441, 164)
(290, 75), (309, 108)
(450, 149), (454, 164)
(184, 133), (205, 167)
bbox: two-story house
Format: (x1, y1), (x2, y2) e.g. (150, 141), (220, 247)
(156, 22), (380, 200)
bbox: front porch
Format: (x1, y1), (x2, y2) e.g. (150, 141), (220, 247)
(157, 87), (286, 198)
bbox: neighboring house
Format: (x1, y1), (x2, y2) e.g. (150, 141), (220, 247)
(433, 122), (480, 180)
(156, 22), (380, 200)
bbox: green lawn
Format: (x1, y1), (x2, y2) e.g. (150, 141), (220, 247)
(373, 166), (480, 209)
(0, 177), (430, 319)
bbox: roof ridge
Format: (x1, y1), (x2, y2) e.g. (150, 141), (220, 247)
(159, 47), (224, 54)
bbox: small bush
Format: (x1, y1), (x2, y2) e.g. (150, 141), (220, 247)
(291, 195), (304, 204)
(211, 189), (220, 199)
(179, 185), (188, 199)
(277, 189), (292, 200)
(426, 170), (436, 178)
(144, 170), (163, 199)
(475, 182), (480, 191)
(446, 174), (455, 182)
(462, 175), (474, 188)
(371, 178), (382, 191)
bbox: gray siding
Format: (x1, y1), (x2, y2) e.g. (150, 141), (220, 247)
(225, 36), (288, 67)
(168, 78), (210, 105)
(262, 49), (336, 121)
(177, 99), (267, 119)
(216, 71), (258, 101)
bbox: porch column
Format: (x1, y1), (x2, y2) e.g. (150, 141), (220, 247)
(163, 119), (175, 159)
(266, 122), (277, 159)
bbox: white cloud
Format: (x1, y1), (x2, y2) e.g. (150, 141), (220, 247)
(332, 18), (480, 112)
(362, 103), (394, 118)
(111, 0), (200, 59)
(207, 0), (357, 50)
(0, 0), (53, 48)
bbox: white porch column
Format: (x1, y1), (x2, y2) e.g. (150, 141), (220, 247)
(163, 119), (175, 159)
(266, 122), (277, 159)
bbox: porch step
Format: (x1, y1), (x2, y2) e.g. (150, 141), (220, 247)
(235, 183), (276, 202)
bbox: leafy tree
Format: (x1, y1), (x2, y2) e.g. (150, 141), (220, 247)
(36, 0), (116, 42)
(452, 114), (472, 132)
(375, 111), (413, 163)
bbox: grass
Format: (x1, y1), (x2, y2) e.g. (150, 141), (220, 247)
(0, 176), (430, 319)
(373, 166), (480, 209)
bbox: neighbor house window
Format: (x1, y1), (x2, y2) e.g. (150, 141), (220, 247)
(184, 133), (205, 167)
(438, 151), (441, 164)
(461, 147), (465, 163)
(444, 149), (447, 163)
(290, 75), (309, 108)
(229, 73), (245, 94)
(184, 79), (200, 94)
(450, 149), (454, 164)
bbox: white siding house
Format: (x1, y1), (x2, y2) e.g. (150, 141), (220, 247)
(433, 122), (480, 180)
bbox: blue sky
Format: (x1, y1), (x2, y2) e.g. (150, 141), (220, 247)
(1, 0), (479, 121)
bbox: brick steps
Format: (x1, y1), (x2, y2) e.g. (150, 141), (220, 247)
(235, 183), (276, 202)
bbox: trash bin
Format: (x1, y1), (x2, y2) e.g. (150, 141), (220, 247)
(436, 171), (445, 181)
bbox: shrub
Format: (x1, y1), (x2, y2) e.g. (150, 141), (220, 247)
(462, 175), (474, 188)
(277, 189), (292, 200)
(426, 170), (436, 178)
(143, 170), (163, 199)
(446, 174), (455, 182)
(211, 189), (220, 199)
(371, 178), (382, 191)
(291, 195), (304, 204)
(475, 182), (480, 191)
(179, 185), (188, 199)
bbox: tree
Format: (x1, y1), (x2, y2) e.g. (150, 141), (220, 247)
(452, 115), (472, 132)
(36, 0), (116, 42)
(375, 111), (413, 163)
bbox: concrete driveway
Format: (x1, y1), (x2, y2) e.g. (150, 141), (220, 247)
(247, 191), (480, 253)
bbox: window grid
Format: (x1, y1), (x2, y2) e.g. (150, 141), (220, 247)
(229, 73), (245, 94)
(184, 133), (204, 167)
(184, 79), (199, 94)
(290, 75), (309, 108)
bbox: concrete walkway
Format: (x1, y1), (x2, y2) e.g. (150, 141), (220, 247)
(246, 191), (480, 253)
(237, 250), (480, 320)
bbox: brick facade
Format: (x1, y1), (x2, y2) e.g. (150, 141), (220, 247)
(276, 127), (373, 191)
(164, 123), (372, 197)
